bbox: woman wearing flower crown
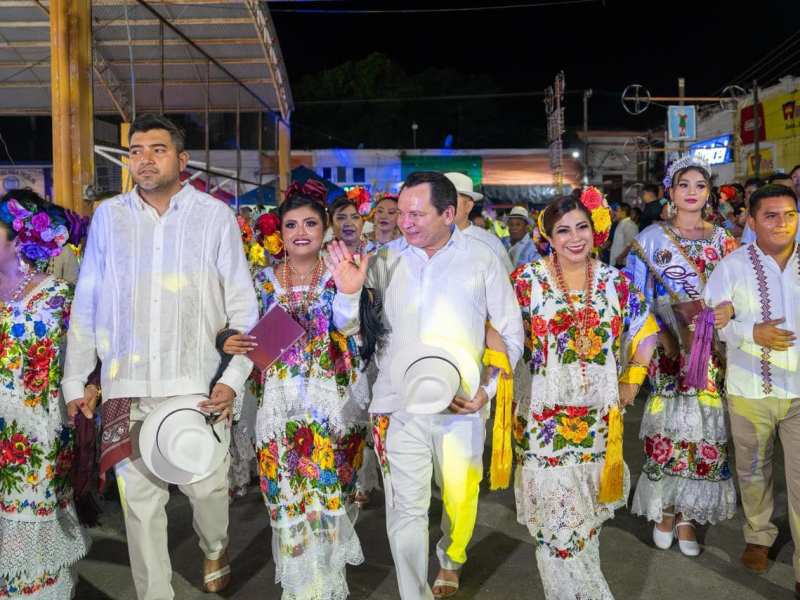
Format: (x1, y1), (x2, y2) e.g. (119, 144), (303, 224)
(511, 190), (658, 599)
(0, 190), (91, 599)
(329, 191), (378, 257)
(368, 192), (401, 249)
(222, 182), (374, 599)
(625, 156), (738, 556)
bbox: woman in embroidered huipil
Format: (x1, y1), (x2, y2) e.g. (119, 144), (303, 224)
(625, 156), (739, 556)
(224, 184), (370, 600)
(512, 193), (658, 600)
(0, 191), (90, 599)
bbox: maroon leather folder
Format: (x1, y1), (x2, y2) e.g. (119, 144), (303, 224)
(246, 304), (306, 371)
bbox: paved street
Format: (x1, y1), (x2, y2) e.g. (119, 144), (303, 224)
(75, 401), (798, 599)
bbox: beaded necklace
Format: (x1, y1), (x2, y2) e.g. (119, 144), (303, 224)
(1, 270), (35, 304)
(278, 258), (325, 337)
(552, 253), (595, 393)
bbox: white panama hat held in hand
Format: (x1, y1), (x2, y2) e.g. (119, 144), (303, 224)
(391, 344), (481, 414)
(139, 395), (230, 485)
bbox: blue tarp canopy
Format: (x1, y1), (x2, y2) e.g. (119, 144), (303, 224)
(237, 182), (277, 206)
(236, 166), (344, 206)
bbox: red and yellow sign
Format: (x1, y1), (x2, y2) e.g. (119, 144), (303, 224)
(740, 89), (800, 173)
(740, 90), (800, 144)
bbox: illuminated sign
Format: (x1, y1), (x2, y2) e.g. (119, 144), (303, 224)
(689, 134), (734, 165)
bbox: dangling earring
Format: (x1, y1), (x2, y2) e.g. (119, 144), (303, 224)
(16, 250), (30, 275)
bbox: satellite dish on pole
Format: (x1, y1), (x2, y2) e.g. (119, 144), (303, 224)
(719, 85), (746, 112)
(621, 84), (652, 115)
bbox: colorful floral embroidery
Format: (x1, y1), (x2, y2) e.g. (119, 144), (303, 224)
(371, 414), (391, 477)
(534, 527), (599, 559)
(0, 280), (75, 522)
(642, 434), (731, 482)
(257, 418), (366, 524)
(514, 406), (609, 468)
(0, 419), (74, 517)
(0, 570), (60, 597)
(512, 262), (647, 379)
(253, 270), (361, 392)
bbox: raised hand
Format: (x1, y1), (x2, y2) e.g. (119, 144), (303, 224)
(323, 240), (368, 295)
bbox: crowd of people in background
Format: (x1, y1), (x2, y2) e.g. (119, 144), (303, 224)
(3, 112), (800, 600)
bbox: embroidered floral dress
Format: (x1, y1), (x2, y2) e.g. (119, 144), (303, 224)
(512, 259), (652, 600)
(625, 223), (737, 524)
(254, 267), (368, 600)
(0, 277), (90, 599)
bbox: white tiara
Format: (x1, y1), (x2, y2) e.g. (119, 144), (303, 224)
(663, 155), (712, 189)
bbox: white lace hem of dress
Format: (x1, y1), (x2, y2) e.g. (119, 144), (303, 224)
(514, 461), (630, 543)
(258, 377), (368, 442)
(272, 508), (364, 600)
(630, 471), (737, 524)
(535, 533), (614, 600)
(638, 392), (729, 443)
(1, 565), (76, 600)
(0, 506), (90, 582)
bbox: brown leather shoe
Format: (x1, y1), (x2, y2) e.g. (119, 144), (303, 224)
(741, 543), (770, 573)
(795, 581), (800, 600)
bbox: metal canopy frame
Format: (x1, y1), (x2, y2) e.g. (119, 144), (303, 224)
(0, 0), (294, 120)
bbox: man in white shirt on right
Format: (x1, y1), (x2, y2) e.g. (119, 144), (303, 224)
(705, 184), (800, 593)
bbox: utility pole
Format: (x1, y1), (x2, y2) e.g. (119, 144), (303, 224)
(678, 77), (686, 153)
(583, 89), (592, 185)
(752, 80), (761, 180)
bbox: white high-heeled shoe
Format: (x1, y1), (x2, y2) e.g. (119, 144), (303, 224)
(675, 520), (701, 557)
(653, 511), (675, 550)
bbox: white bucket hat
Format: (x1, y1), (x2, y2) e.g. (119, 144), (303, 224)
(507, 206), (532, 224)
(444, 172), (484, 202)
(139, 395), (230, 485)
(390, 343), (481, 414)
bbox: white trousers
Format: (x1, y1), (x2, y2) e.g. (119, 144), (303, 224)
(385, 411), (485, 600)
(114, 398), (231, 600)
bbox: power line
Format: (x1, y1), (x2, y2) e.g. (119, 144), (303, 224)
(295, 90), (586, 105)
(747, 46), (800, 88)
(269, 0), (600, 14)
(715, 29), (800, 94)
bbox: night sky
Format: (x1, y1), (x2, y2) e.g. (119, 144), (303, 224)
(272, 0), (795, 132)
(0, 0), (794, 161)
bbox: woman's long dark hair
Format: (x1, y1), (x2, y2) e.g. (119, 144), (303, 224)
(358, 286), (386, 366)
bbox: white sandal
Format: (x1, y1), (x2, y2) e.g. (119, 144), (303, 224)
(652, 511), (675, 550)
(202, 562), (231, 593)
(675, 520), (701, 557)
(432, 578), (459, 599)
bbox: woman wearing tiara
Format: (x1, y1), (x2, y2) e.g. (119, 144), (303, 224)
(626, 156), (738, 556)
